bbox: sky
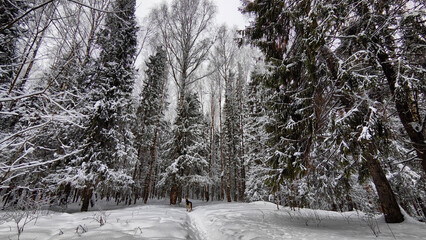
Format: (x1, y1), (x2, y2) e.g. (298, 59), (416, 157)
(135, 0), (248, 29)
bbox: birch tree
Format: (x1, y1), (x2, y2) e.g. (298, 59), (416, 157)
(150, 0), (216, 204)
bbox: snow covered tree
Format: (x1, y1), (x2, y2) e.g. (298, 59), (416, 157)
(0, 0), (111, 210)
(134, 47), (168, 204)
(241, 0), (423, 223)
(223, 71), (238, 202)
(0, 0), (25, 183)
(243, 69), (273, 202)
(0, 0), (29, 145)
(0, 0), (20, 91)
(204, 68), (222, 201)
(0, 0), (66, 209)
(75, 0), (139, 211)
(235, 64), (247, 201)
(331, 0), (425, 221)
(163, 92), (210, 204)
(243, 0), (339, 209)
(370, 1), (426, 174)
(210, 25), (243, 201)
(150, 0), (215, 204)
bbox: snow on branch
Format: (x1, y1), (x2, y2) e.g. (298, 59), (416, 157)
(0, 120), (51, 146)
(0, 149), (83, 173)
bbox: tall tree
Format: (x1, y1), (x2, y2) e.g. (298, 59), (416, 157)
(151, 0), (216, 106)
(244, 69), (273, 202)
(242, 0), (410, 222)
(150, 0), (216, 203)
(211, 25), (241, 201)
(163, 92), (210, 204)
(134, 47), (169, 204)
(77, 0), (138, 211)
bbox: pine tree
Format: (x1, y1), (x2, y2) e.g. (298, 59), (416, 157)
(0, 0), (20, 89)
(223, 72), (238, 202)
(243, 0), (334, 208)
(38, 43), (94, 208)
(77, 0), (138, 211)
(244, 70), (273, 202)
(0, 0), (26, 131)
(331, 0), (426, 222)
(235, 64), (246, 201)
(164, 92), (210, 204)
(134, 47), (168, 204)
(241, 0), (410, 222)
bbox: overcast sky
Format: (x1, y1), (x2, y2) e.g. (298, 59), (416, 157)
(135, 0), (248, 29)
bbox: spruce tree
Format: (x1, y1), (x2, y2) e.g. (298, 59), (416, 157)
(164, 92), (210, 204)
(241, 0), (410, 222)
(244, 70), (273, 202)
(0, 0), (25, 131)
(0, 0), (19, 89)
(134, 47), (168, 204)
(77, 0), (138, 211)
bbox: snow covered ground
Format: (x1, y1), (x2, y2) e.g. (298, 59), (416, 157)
(0, 200), (425, 239)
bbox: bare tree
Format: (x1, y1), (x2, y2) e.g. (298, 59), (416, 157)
(151, 0), (216, 106)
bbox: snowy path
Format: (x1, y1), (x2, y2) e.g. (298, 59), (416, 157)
(187, 201), (426, 240)
(0, 201), (425, 239)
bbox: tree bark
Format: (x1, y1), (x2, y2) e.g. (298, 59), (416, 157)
(80, 185), (93, 212)
(219, 79), (225, 200)
(209, 82), (215, 202)
(239, 96), (246, 202)
(226, 154), (232, 202)
(143, 75), (167, 204)
(142, 141), (156, 204)
(205, 185), (209, 202)
(170, 184), (177, 205)
(365, 144), (404, 223)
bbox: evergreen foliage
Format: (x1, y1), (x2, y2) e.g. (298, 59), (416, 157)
(241, 0), (425, 222)
(244, 70), (273, 202)
(0, 0), (424, 226)
(163, 92), (210, 204)
(134, 47), (169, 203)
(75, 0), (139, 211)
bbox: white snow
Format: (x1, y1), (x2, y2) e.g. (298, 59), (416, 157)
(1, 201), (425, 240)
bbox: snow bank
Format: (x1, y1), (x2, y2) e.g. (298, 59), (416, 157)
(1, 201), (425, 239)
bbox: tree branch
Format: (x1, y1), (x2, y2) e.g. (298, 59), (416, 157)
(0, 0), (56, 32)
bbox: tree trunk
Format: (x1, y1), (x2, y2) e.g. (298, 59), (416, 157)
(143, 76), (166, 204)
(209, 83), (215, 203)
(170, 184), (177, 205)
(219, 80), (225, 200)
(239, 162), (246, 202)
(239, 114), (246, 201)
(238, 64), (246, 202)
(365, 144), (404, 223)
(226, 155), (232, 202)
(81, 185), (93, 212)
(177, 185), (183, 204)
(61, 182), (72, 206)
(377, 50), (426, 173)
(142, 145), (156, 204)
(234, 162), (238, 201)
(205, 185), (209, 202)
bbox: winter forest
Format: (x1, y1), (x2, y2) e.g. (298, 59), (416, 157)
(0, 0), (425, 238)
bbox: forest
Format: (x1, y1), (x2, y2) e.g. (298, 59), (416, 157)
(0, 0), (425, 228)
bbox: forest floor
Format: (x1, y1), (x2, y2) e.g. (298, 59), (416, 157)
(0, 200), (425, 239)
